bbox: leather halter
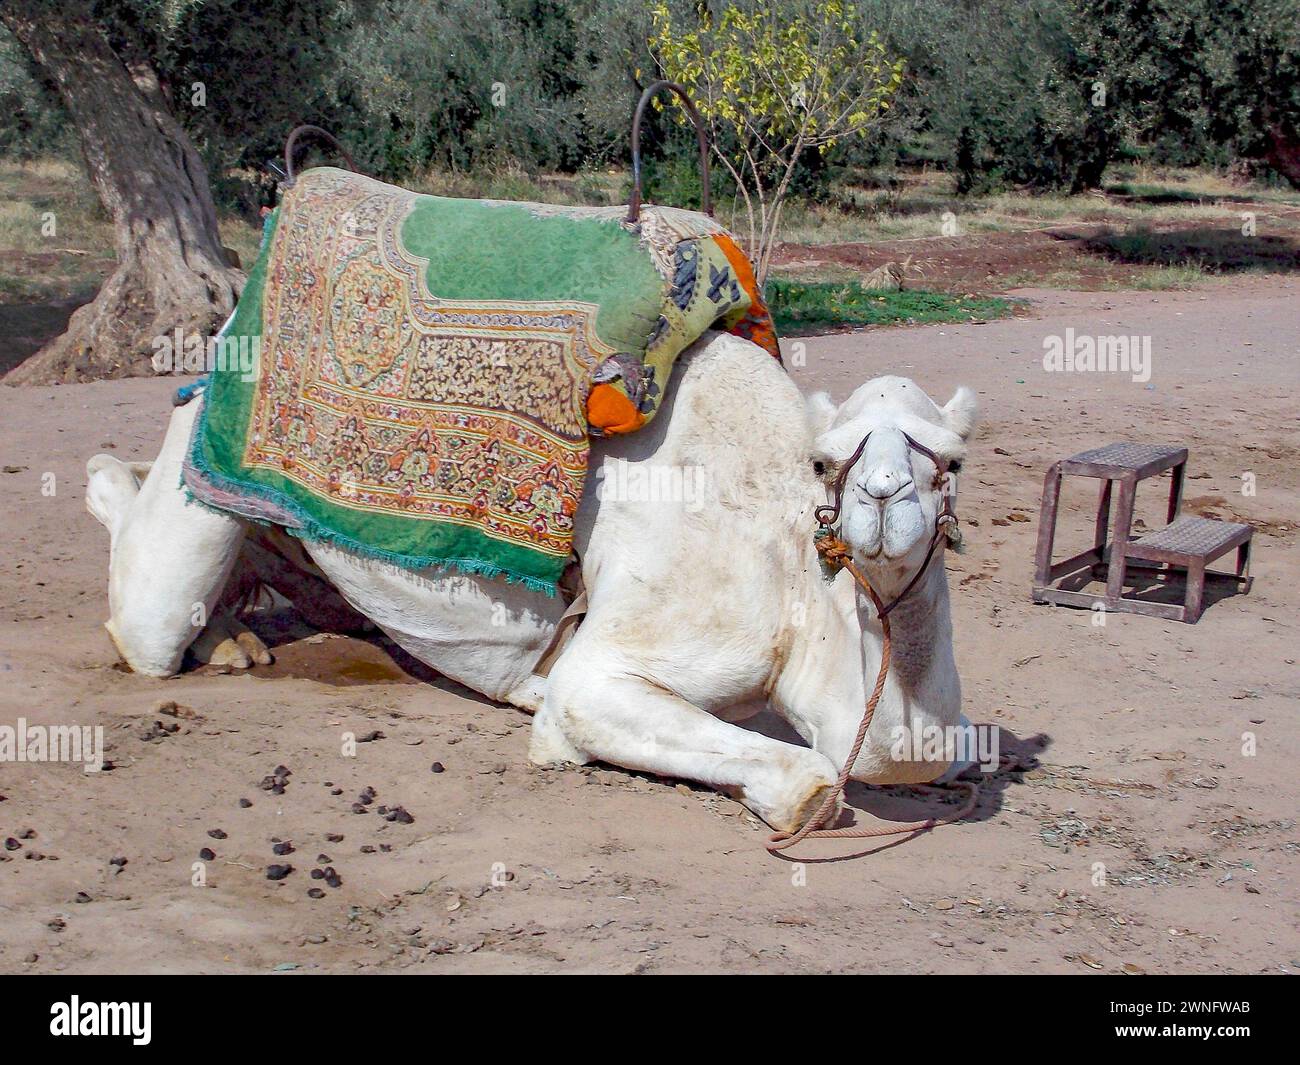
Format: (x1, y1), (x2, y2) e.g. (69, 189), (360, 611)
(814, 430), (959, 619)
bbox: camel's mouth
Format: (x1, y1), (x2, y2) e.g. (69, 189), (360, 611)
(842, 493), (931, 561)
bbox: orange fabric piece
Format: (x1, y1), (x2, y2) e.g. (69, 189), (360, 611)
(586, 382), (646, 434)
(713, 233), (781, 361)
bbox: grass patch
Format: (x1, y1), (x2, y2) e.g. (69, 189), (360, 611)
(767, 279), (1019, 334)
(1125, 264), (1208, 289)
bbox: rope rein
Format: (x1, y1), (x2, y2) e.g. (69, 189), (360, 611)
(766, 433), (980, 855)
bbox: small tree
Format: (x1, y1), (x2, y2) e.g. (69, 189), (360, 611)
(649, 0), (903, 285)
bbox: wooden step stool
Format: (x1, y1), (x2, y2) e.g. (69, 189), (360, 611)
(1032, 442), (1253, 623)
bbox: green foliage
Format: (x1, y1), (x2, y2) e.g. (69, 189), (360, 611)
(0, 0), (1295, 212)
(650, 0), (904, 281)
(861, 0), (1300, 192)
(0, 30), (70, 156)
(650, 1), (902, 152)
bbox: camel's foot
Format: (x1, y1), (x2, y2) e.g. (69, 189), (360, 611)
(743, 753), (842, 834)
(786, 779), (843, 834)
(190, 614), (273, 670)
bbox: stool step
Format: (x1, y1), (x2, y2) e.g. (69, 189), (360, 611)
(1126, 515), (1252, 562)
(1061, 442), (1186, 478)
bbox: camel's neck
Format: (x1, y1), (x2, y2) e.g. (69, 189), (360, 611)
(770, 528), (960, 766)
(865, 559), (954, 691)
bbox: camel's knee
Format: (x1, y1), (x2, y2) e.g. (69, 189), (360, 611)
(528, 655), (608, 765)
(539, 648), (722, 759)
(85, 455), (148, 533)
(104, 613), (187, 678)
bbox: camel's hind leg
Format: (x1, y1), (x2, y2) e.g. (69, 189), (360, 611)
(86, 396), (247, 677)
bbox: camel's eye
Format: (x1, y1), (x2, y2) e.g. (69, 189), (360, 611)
(949, 459), (963, 473)
(812, 456), (840, 481)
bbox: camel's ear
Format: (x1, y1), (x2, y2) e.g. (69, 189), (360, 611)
(942, 386), (978, 440)
(805, 391), (838, 438)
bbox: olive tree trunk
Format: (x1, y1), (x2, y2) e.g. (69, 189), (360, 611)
(2, 2), (243, 384)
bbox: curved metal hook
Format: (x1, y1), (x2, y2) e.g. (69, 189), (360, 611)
(626, 80), (712, 223)
(283, 125), (356, 187)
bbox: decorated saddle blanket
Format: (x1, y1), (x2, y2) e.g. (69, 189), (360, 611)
(184, 167), (778, 593)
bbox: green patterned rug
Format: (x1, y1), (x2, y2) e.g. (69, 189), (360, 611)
(185, 167), (778, 593)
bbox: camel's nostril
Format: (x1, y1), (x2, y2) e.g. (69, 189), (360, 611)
(861, 475), (913, 501)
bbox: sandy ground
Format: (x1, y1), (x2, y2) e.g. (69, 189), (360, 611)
(0, 278), (1296, 974)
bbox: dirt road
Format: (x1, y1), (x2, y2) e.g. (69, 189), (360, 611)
(1, 278), (1296, 973)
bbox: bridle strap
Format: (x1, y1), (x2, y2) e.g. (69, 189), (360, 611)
(876, 514), (949, 619)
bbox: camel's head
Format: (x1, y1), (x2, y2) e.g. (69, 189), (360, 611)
(807, 376), (977, 587)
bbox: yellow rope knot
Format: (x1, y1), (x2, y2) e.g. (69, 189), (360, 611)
(814, 530), (853, 569)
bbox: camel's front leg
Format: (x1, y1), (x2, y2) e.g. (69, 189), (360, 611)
(534, 652), (840, 833)
(86, 396), (247, 677)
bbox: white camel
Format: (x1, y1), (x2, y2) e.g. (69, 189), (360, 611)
(85, 332), (977, 832)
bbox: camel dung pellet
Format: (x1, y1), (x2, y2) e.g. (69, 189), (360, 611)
(266, 864), (293, 881)
(307, 888), (325, 899)
(272, 841), (294, 856)
(238, 798), (253, 808)
(430, 762), (445, 773)
(325, 833), (344, 843)
(207, 828), (227, 840)
(199, 848), (215, 861)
